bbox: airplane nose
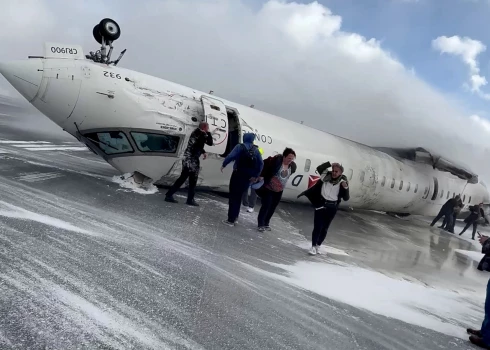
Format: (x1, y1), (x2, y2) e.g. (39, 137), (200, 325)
(0, 59), (43, 102)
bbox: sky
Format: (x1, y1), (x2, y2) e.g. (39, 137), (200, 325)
(1, 0), (490, 181)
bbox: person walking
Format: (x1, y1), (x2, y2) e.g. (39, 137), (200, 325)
(297, 161), (349, 255)
(165, 122), (213, 206)
(242, 146), (264, 213)
(460, 203), (486, 240)
(221, 133), (263, 226)
(255, 148), (297, 231)
(440, 195), (463, 233)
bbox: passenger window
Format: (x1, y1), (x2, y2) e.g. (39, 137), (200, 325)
(424, 187), (429, 195)
(399, 180), (403, 190)
(359, 170), (365, 183)
(131, 132), (180, 153)
(414, 184), (418, 193)
(453, 192), (455, 198)
(447, 192), (450, 199)
(469, 196), (472, 204)
(381, 176), (386, 187)
(85, 131), (133, 155)
(347, 169), (353, 181)
(440, 190), (444, 199)
(407, 182), (411, 192)
(391, 178), (395, 189)
(304, 159), (311, 172)
(463, 195), (466, 203)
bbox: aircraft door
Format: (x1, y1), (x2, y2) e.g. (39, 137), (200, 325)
(201, 95), (228, 155)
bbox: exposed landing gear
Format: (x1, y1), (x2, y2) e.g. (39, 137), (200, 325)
(86, 18), (126, 66)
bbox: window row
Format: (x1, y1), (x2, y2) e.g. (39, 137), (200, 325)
(303, 159), (472, 204)
(84, 131), (180, 155)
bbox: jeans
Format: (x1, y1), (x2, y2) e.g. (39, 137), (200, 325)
(228, 171), (251, 223)
(460, 221), (478, 238)
(257, 188), (282, 227)
(311, 204), (338, 246)
(242, 188), (258, 208)
(165, 165), (198, 202)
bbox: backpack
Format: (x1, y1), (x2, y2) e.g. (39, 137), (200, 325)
(237, 144), (257, 170)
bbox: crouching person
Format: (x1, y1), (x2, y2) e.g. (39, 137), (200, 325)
(297, 161), (349, 255)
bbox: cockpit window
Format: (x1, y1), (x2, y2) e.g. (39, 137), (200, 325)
(85, 131), (133, 154)
(131, 132), (180, 153)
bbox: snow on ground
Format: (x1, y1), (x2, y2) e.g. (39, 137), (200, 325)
(111, 173), (159, 195)
(0, 200), (96, 236)
(244, 259), (484, 340)
(454, 249), (484, 263)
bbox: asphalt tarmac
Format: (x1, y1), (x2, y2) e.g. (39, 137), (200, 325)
(0, 103), (488, 349)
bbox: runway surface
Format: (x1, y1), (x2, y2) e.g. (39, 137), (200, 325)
(0, 103), (488, 349)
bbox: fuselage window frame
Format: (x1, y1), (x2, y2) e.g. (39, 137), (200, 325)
(84, 131), (135, 155)
(130, 132), (181, 154)
(304, 159), (311, 172)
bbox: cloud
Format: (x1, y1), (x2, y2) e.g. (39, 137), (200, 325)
(432, 35), (490, 99)
(1, 0), (490, 183)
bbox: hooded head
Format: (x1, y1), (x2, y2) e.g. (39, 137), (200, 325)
(243, 132), (255, 144)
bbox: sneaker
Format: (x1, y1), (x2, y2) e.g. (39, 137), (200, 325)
(308, 246), (317, 255)
(315, 246), (321, 255)
(165, 196), (178, 203)
(186, 200), (199, 207)
(257, 226), (266, 232)
(247, 207), (254, 213)
(265, 226), (271, 231)
(222, 220), (235, 227)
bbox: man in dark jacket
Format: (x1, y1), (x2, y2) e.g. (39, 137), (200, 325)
(298, 161), (349, 255)
(440, 195), (463, 233)
(165, 122), (213, 206)
(460, 203), (486, 239)
(221, 133), (264, 226)
(430, 196), (458, 229)
(466, 233), (490, 348)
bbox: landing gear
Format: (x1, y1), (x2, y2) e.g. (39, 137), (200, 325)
(86, 18), (126, 66)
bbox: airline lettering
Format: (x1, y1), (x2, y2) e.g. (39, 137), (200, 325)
(254, 132), (273, 144)
(291, 174), (320, 188)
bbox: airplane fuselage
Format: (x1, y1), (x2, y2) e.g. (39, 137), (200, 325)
(1, 42), (488, 217)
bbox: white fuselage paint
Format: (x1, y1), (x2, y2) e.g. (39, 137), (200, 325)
(1, 43), (489, 217)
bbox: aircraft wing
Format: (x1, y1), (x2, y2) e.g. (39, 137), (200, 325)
(374, 147), (479, 184)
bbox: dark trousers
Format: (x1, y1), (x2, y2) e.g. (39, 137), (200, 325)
(228, 171), (251, 223)
(166, 166), (198, 202)
(482, 279), (490, 345)
(461, 221), (478, 238)
(257, 189), (283, 227)
(442, 213), (457, 232)
(312, 205), (338, 246)
(431, 208), (451, 227)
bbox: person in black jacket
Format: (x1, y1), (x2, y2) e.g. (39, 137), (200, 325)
(297, 161), (349, 255)
(255, 148), (297, 231)
(465, 233), (490, 348)
(460, 203), (486, 239)
(430, 195), (459, 229)
(440, 196), (463, 233)
(165, 122), (213, 206)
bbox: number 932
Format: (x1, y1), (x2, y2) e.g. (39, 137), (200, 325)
(103, 71), (121, 79)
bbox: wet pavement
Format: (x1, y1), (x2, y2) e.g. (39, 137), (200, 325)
(0, 105), (488, 349)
